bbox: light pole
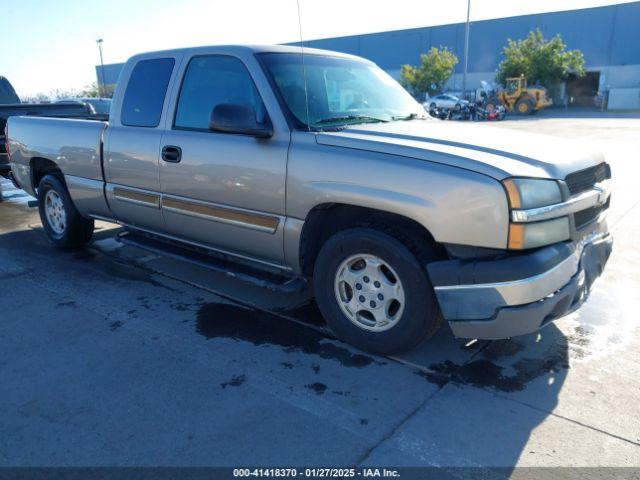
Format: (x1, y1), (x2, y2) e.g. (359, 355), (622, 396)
(96, 39), (106, 98)
(462, 0), (471, 99)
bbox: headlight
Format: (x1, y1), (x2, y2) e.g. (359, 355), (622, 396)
(508, 217), (570, 249)
(502, 178), (562, 209)
(503, 178), (568, 249)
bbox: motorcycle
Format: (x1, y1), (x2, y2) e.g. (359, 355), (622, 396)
(474, 104), (506, 121)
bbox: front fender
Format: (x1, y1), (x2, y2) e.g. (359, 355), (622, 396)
(287, 137), (510, 251)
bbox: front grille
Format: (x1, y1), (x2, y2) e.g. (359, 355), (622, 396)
(565, 163), (610, 195)
(574, 197), (610, 229)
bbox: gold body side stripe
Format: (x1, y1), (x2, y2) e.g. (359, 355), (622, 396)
(162, 197), (279, 233)
(113, 187), (160, 208)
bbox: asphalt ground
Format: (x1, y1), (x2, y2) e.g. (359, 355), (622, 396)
(1, 111), (639, 477)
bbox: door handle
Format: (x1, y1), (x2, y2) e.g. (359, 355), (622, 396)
(161, 145), (182, 163)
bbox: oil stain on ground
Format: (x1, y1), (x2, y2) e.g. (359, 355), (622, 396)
(196, 302), (377, 368)
(221, 374), (246, 389)
(109, 320), (123, 331)
(305, 382), (327, 394)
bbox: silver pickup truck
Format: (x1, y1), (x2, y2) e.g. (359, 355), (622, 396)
(6, 45), (612, 354)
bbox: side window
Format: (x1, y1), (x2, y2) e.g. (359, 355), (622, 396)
(174, 55), (263, 131)
(121, 58), (175, 127)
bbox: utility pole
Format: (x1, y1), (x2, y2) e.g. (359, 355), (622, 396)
(462, 0), (471, 99)
(96, 39), (106, 98)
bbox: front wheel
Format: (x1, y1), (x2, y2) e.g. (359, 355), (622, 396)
(313, 228), (441, 355)
(38, 174), (94, 248)
(516, 99), (534, 115)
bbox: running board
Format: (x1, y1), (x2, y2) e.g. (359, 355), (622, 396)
(116, 230), (308, 294)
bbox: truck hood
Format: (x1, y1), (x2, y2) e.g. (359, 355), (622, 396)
(315, 119), (605, 180)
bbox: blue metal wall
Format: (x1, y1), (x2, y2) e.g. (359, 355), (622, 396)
(97, 2), (640, 84)
(95, 63), (123, 86)
(297, 2), (640, 74)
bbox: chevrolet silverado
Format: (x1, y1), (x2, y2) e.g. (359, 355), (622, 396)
(5, 45), (612, 354)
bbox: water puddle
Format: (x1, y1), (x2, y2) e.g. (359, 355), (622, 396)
(196, 302), (378, 368)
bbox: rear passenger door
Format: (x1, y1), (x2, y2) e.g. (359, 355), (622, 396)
(158, 54), (289, 266)
(104, 56), (179, 231)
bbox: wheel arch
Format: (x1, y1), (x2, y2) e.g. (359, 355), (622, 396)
(297, 203), (447, 277)
(30, 156), (64, 195)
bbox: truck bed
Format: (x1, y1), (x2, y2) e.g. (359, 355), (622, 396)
(6, 116), (108, 199)
(1, 103), (106, 177)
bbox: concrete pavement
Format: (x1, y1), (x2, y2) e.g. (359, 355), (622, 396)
(0, 115), (639, 476)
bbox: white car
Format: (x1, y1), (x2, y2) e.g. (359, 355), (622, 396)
(425, 94), (469, 111)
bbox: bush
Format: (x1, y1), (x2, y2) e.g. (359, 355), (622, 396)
(400, 47), (458, 98)
(496, 29), (585, 87)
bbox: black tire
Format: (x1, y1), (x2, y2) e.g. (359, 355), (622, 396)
(37, 174), (94, 248)
(429, 102), (436, 110)
(313, 228), (441, 355)
(485, 97), (500, 112)
(515, 98), (534, 115)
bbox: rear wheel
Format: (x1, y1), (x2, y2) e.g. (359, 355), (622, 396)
(38, 174), (94, 248)
(313, 228), (441, 355)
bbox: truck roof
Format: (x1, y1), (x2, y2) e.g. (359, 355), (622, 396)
(127, 44), (369, 63)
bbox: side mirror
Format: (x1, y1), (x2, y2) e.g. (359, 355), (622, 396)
(209, 103), (272, 138)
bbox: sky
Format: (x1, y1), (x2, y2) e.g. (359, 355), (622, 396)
(1, 0), (636, 98)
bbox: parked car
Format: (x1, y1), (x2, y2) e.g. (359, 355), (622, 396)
(55, 97), (112, 115)
(425, 94), (469, 111)
(0, 78), (100, 179)
(6, 45), (612, 354)
(0, 76), (20, 104)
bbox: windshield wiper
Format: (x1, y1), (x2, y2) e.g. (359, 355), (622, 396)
(314, 115), (389, 126)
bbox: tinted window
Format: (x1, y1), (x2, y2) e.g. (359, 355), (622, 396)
(87, 99), (112, 115)
(121, 58), (174, 127)
(175, 55), (263, 130)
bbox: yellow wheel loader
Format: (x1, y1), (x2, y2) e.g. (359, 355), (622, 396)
(485, 76), (553, 115)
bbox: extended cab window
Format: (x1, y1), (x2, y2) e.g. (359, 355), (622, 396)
(121, 58), (175, 127)
(174, 55), (262, 130)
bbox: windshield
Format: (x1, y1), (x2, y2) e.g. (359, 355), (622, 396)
(85, 99), (112, 115)
(260, 53), (426, 130)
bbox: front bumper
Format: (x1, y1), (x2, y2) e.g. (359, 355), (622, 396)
(427, 232), (612, 339)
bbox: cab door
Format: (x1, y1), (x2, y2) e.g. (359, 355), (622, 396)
(158, 54), (289, 266)
(104, 55), (180, 231)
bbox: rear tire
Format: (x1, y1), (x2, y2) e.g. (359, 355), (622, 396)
(313, 228), (441, 355)
(38, 174), (94, 248)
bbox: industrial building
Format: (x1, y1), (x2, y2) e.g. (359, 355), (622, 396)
(97, 1), (640, 109)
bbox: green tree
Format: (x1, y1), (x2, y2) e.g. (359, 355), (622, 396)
(496, 29), (585, 87)
(400, 46), (458, 98)
(81, 82), (116, 98)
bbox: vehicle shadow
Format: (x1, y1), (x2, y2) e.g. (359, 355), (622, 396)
(365, 325), (570, 474)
